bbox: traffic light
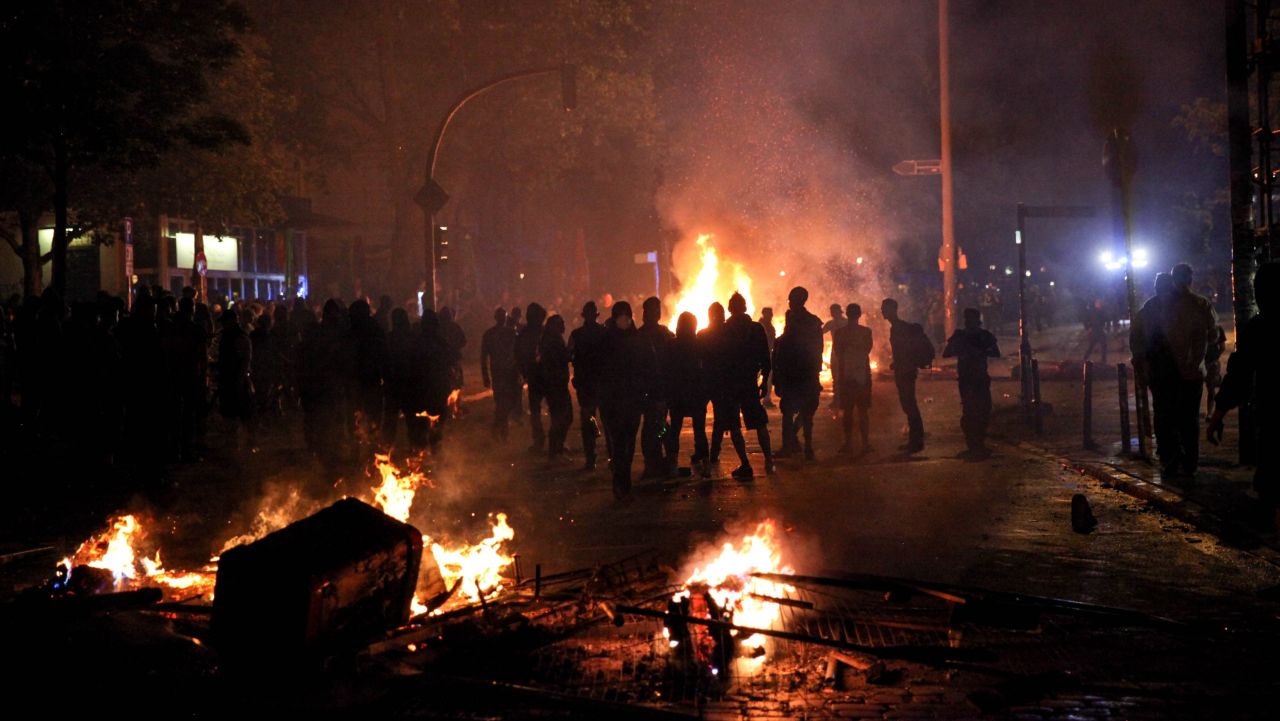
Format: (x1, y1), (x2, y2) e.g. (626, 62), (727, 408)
(561, 63), (577, 112)
(434, 225), (449, 264)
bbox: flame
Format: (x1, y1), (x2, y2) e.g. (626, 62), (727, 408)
(371, 454), (427, 523)
(65, 514), (215, 597)
(219, 486), (320, 553)
(674, 519), (794, 650)
(820, 336), (833, 385)
(427, 513), (516, 604)
(667, 234), (760, 331)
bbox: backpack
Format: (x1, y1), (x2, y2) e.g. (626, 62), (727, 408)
(906, 322), (935, 369)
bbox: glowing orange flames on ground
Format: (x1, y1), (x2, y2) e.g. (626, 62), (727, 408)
(61, 455), (517, 614)
(62, 514), (216, 598)
(673, 519), (795, 653)
(426, 513), (516, 605)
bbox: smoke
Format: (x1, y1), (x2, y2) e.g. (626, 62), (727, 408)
(654, 1), (940, 313)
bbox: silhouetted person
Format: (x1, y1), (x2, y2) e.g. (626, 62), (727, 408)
(759, 307), (776, 407)
(638, 296), (674, 478)
(348, 299), (387, 440)
(440, 306), (466, 417)
(832, 303), (873, 454)
(774, 288), (824, 460)
(216, 308), (254, 451)
(711, 292), (775, 478)
(515, 303), (548, 452)
(1210, 262), (1280, 528)
(375, 294), (394, 335)
(1148, 263), (1217, 476)
(420, 308), (454, 452)
(1083, 298), (1108, 364)
(384, 308), (428, 448)
(667, 311), (709, 473)
(700, 302), (728, 463)
(539, 314), (573, 461)
(883, 297), (930, 453)
(600, 301), (645, 497)
(944, 308), (1001, 458)
(568, 301), (608, 469)
(168, 297), (208, 461)
(821, 302), (847, 411)
(480, 307), (520, 440)
(297, 300), (352, 465)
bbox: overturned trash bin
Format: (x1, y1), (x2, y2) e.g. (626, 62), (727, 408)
(213, 498), (422, 667)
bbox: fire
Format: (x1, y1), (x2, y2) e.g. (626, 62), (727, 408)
(674, 519), (794, 650)
(668, 234), (761, 330)
(427, 513), (516, 604)
(820, 336), (833, 385)
(64, 514), (215, 597)
(371, 453), (428, 524)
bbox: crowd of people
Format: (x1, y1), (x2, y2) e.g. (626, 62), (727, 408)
(0, 284), (470, 485)
(15, 263), (1269, 511)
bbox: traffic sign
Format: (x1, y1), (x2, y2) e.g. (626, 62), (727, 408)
(893, 159), (942, 176)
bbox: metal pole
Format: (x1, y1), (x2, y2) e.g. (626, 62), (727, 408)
(1031, 358), (1043, 434)
(1083, 361), (1096, 449)
(1259, 0), (1275, 259)
(939, 0), (957, 338)
(1017, 204), (1031, 417)
(1118, 362), (1132, 454)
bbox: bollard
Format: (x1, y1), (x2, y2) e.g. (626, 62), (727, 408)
(1031, 359), (1043, 434)
(1083, 361), (1096, 449)
(1117, 363), (1132, 454)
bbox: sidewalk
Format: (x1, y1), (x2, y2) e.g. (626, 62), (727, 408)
(975, 320), (1280, 560)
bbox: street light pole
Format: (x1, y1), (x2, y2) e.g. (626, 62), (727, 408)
(417, 64), (576, 310)
(939, 0), (957, 338)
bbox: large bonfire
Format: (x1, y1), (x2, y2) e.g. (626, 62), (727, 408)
(667, 233), (764, 331)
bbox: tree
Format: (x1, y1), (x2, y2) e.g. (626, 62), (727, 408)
(0, 156), (52, 297)
(0, 0), (252, 297)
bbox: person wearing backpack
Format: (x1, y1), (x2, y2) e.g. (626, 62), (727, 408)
(882, 298), (930, 454)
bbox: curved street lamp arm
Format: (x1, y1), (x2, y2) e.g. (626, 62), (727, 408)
(425, 65), (564, 182)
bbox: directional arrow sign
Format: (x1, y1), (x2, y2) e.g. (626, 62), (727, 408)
(893, 159), (942, 176)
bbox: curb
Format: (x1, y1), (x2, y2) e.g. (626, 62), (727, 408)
(1007, 439), (1280, 568)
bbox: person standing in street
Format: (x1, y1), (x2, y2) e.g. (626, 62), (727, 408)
(1209, 262), (1280, 530)
(1083, 298), (1109, 364)
(822, 303), (848, 413)
(758, 307), (777, 407)
(711, 292), (775, 478)
(515, 303), (548, 453)
(638, 297), (674, 478)
(667, 311), (709, 474)
(700, 302), (728, 464)
(539, 314), (573, 462)
(882, 297), (930, 454)
(1150, 263), (1217, 476)
(568, 301), (608, 470)
(774, 288), (824, 460)
(943, 308), (1001, 458)
(832, 303), (873, 455)
(600, 301), (646, 497)
(480, 307), (520, 441)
